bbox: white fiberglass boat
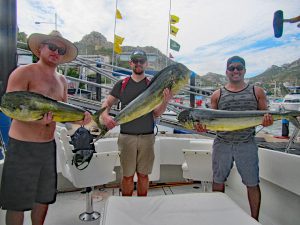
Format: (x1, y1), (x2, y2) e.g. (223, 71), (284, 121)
(1, 124), (299, 225)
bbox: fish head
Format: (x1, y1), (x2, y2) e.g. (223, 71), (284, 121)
(177, 109), (198, 130)
(178, 109), (192, 122)
(178, 108), (204, 122)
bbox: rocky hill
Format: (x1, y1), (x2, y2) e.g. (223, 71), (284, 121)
(74, 31), (171, 69)
(200, 72), (226, 87)
(249, 59), (300, 84)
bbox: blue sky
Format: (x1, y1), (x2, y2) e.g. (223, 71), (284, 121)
(17, 0), (300, 78)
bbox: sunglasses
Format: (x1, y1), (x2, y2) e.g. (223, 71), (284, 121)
(43, 42), (66, 55)
(132, 59), (146, 64)
(227, 65), (244, 72)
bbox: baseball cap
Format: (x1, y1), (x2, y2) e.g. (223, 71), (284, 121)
(227, 56), (246, 68)
(130, 49), (148, 61)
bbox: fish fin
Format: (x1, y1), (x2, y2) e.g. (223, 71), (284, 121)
(92, 127), (109, 143)
(289, 116), (300, 129)
(91, 107), (109, 139)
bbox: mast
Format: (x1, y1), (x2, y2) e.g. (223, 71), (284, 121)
(165, 0), (171, 67)
(111, 0), (118, 66)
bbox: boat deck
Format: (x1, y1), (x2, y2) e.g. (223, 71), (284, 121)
(22, 183), (209, 225)
(1, 128), (299, 225)
(22, 182), (258, 225)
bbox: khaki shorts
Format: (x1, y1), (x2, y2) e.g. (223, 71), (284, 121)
(118, 133), (155, 177)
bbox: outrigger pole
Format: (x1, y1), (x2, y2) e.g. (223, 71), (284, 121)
(165, 0), (172, 67)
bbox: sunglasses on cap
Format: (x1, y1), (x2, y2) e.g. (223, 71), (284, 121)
(43, 42), (66, 56)
(227, 65), (244, 72)
(132, 58), (146, 64)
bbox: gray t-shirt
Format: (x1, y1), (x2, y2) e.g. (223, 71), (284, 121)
(110, 77), (154, 134)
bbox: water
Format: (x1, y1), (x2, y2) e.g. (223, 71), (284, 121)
(257, 120), (296, 137)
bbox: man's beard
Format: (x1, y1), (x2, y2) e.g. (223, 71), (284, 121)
(133, 67), (144, 75)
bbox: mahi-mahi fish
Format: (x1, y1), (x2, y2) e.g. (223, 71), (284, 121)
(178, 107), (300, 131)
(98, 63), (190, 137)
(110, 63), (190, 124)
(0, 63), (190, 138)
(0, 91), (105, 128)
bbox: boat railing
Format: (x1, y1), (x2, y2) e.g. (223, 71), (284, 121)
(285, 127), (300, 153)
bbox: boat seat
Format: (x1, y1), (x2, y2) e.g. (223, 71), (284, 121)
(189, 139), (213, 150)
(94, 138), (119, 165)
(55, 126), (69, 178)
(102, 193), (262, 225)
(0, 159), (4, 189)
(55, 127), (118, 222)
(182, 140), (213, 191)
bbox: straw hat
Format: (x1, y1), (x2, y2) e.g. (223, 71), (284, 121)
(27, 30), (78, 64)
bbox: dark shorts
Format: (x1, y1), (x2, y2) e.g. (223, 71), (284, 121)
(0, 138), (57, 211)
(212, 137), (259, 186)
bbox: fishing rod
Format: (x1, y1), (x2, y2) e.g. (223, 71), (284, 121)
(75, 57), (212, 97)
(273, 10), (300, 38)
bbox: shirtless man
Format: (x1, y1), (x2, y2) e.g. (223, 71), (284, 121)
(0, 30), (91, 225)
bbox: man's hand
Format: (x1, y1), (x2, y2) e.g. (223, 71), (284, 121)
(194, 122), (208, 133)
(71, 111), (92, 126)
(153, 88), (173, 118)
(40, 112), (54, 125)
(80, 111), (92, 126)
(262, 113), (273, 127)
(101, 114), (118, 130)
(162, 88), (173, 104)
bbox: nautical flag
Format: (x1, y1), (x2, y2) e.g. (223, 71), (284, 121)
(116, 9), (123, 19)
(170, 39), (180, 52)
(169, 53), (174, 58)
(114, 43), (122, 54)
(170, 14), (179, 24)
(170, 25), (179, 36)
(114, 34), (124, 45)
